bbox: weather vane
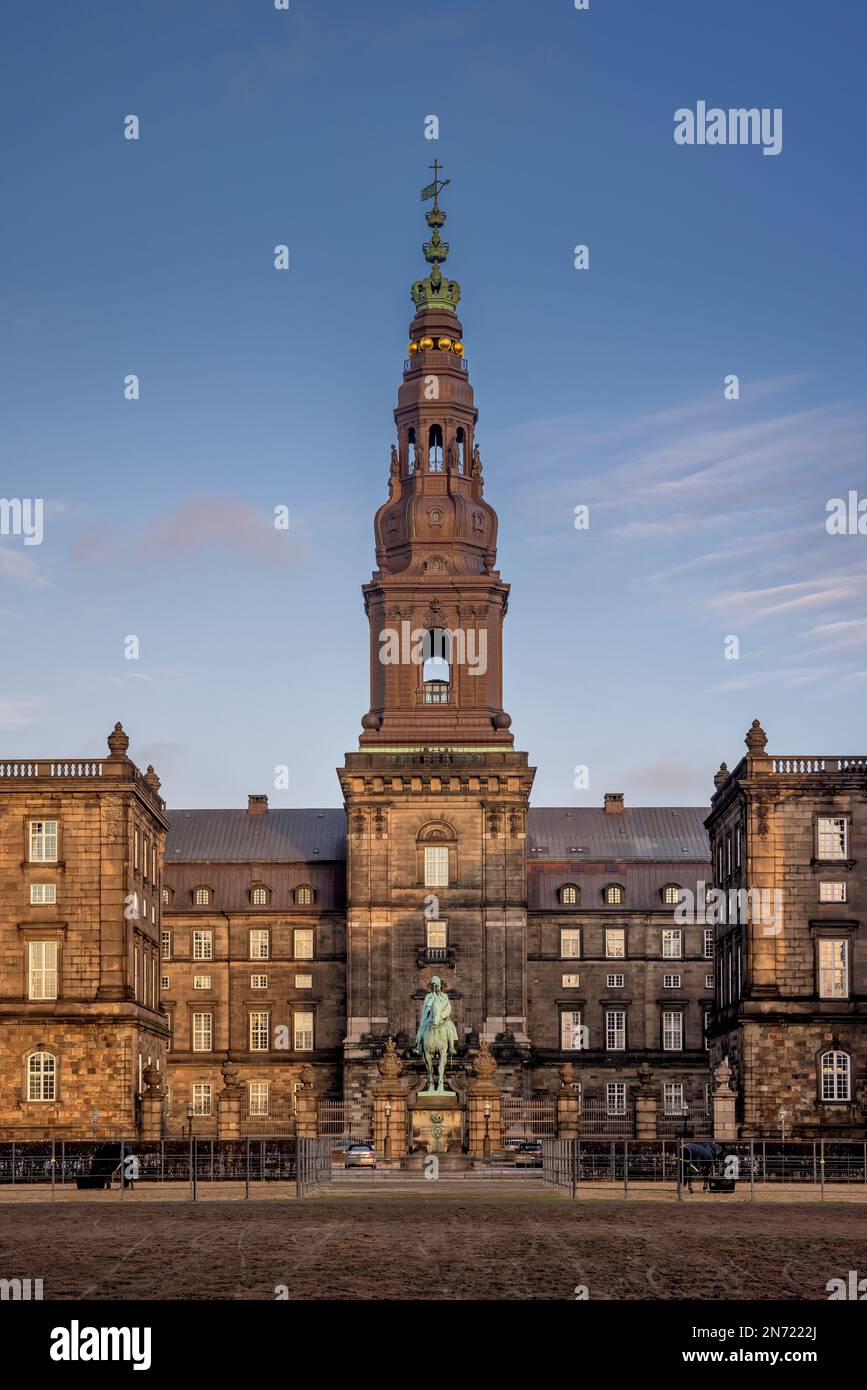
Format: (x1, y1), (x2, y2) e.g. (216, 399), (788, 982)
(421, 159), (449, 208)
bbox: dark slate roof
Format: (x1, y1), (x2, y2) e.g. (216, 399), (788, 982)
(526, 807), (710, 861)
(165, 862), (345, 913)
(165, 809), (346, 863)
(164, 806), (710, 867)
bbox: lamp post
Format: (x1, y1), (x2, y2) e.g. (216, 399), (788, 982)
(186, 1101), (193, 1138)
(384, 1100), (392, 1162)
(187, 1101), (196, 1202)
(778, 1107), (787, 1144)
(483, 1101), (491, 1158)
(680, 1102), (690, 1139)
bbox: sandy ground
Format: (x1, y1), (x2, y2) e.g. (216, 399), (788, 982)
(2, 1184), (865, 1299)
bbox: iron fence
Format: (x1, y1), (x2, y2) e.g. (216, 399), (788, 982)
(502, 1098), (557, 1140)
(317, 1099), (371, 1140)
(0, 1137), (333, 1197)
(542, 1138), (867, 1193)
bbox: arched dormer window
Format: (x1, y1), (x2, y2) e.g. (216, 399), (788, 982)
(662, 884), (683, 906)
(194, 886), (212, 907)
(428, 423), (443, 472)
(27, 1050), (57, 1102)
(295, 885), (314, 906)
(417, 822), (457, 888)
(559, 884), (579, 906)
(604, 884), (624, 905)
(161, 886), (172, 907)
(820, 1049), (850, 1101)
(250, 885), (271, 907)
(423, 627), (450, 704)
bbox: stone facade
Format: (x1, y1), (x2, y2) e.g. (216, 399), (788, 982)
(0, 726), (169, 1137)
(707, 723), (867, 1137)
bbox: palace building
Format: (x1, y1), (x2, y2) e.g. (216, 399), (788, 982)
(1, 178), (863, 1144)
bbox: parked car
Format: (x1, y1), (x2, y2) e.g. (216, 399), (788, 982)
(344, 1143), (377, 1169)
(513, 1141), (544, 1167)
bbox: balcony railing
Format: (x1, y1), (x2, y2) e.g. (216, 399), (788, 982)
(0, 758), (165, 810)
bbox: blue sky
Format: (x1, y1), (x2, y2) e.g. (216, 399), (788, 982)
(1, 0), (865, 809)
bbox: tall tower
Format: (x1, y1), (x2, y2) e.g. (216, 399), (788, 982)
(339, 170), (536, 1116)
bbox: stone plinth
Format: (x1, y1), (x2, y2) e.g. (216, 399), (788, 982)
(217, 1061), (243, 1140)
(140, 1064), (164, 1141)
(712, 1057), (738, 1141)
(410, 1091), (463, 1154)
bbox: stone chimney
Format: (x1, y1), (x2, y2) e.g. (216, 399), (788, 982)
(604, 792), (624, 814)
(247, 794), (268, 816)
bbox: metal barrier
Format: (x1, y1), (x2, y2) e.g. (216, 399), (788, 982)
(542, 1138), (867, 1195)
(0, 1137), (333, 1198)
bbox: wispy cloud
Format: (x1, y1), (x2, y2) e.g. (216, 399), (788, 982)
(72, 494), (307, 569)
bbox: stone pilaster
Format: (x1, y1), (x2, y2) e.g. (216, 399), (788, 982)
(712, 1056), (738, 1141)
(634, 1063), (657, 1140)
(466, 1039), (502, 1157)
(295, 1063), (319, 1139)
(139, 1063), (164, 1140)
(216, 1061), (243, 1139)
(556, 1062), (580, 1139)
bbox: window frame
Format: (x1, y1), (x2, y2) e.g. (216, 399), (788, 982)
(28, 819), (58, 864)
(27, 1050), (57, 1102)
(559, 927), (581, 960)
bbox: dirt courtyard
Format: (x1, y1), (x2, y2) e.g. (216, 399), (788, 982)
(2, 1187), (864, 1300)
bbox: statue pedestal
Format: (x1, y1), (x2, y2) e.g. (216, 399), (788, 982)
(410, 1090), (462, 1155)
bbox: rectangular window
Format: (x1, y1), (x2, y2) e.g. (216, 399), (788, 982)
(251, 974), (268, 989)
(424, 845), (449, 887)
(605, 928), (625, 959)
(134, 830), (139, 871)
(248, 1082), (270, 1117)
(161, 930), (171, 960)
(817, 817), (848, 860)
(152, 955), (156, 1005)
(294, 973), (312, 989)
(294, 1010), (314, 1051)
(561, 973), (580, 988)
(735, 824), (741, 867)
(28, 941), (58, 1000)
(134, 947), (139, 1000)
(605, 1010), (625, 1051)
(606, 972), (624, 989)
(662, 929), (682, 959)
(560, 927), (581, 959)
(193, 930), (213, 960)
(426, 919), (448, 951)
(705, 973), (714, 990)
(249, 1011), (270, 1051)
(192, 1083), (212, 1116)
(193, 975), (212, 990)
(294, 928), (314, 960)
(30, 883), (57, 905)
(663, 1082), (684, 1116)
(663, 1011), (683, 1051)
(29, 820), (58, 863)
(161, 975), (169, 991)
(819, 882), (847, 903)
(818, 939), (849, 999)
(249, 929), (270, 960)
(703, 1008), (711, 1050)
(704, 929), (715, 959)
(560, 1010), (583, 1050)
(663, 974), (681, 989)
(606, 1082), (626, 1116)
(192, 1013), (213, 1052)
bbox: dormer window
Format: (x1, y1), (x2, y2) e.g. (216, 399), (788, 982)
(662, 884), (682, 906)
(295, 885), (314, 906)
(559, 884), (579, 906)
(250, 885), (270, 906)
(604, 884), (624, 905)
(194, 886), (211, 907)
